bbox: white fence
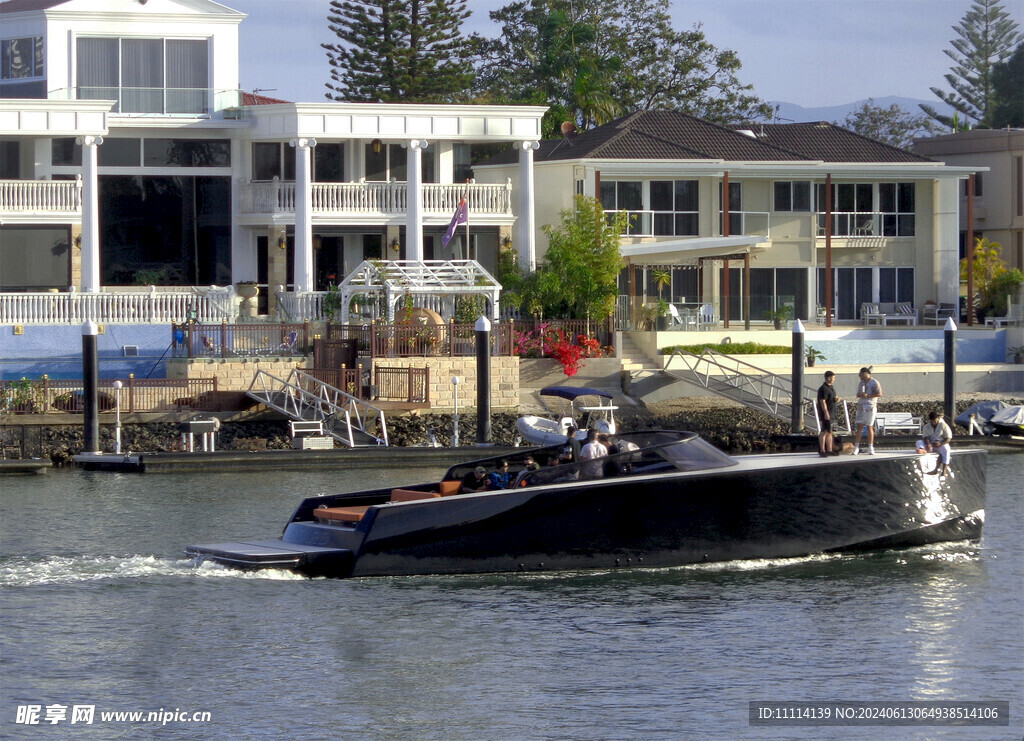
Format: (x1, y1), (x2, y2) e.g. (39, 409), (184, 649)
(0, 287), (235, 325)
(0, 179), (82, 215)
(239, 181), (512, 216)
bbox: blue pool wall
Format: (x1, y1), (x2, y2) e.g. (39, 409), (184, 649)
(1, 324), (173, 380)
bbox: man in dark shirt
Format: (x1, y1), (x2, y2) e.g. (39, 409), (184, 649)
(817, 370), (842, 457)
(461, 466), (490, 492)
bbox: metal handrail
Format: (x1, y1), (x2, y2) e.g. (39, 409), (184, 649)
(662, 348), (846, 433)
(246, 369), (388, 447)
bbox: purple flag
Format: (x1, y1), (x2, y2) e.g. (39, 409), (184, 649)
(442, 197), (469, 248)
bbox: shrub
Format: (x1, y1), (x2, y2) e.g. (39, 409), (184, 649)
(660, 342), (791, 355)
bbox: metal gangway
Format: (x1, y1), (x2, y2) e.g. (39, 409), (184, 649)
(247, 369), (388, 447)
(661, 348), (851, 434)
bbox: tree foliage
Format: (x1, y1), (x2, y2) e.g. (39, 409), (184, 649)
(839, 99), (937, 149)
(987, 42), (1024, 127)
(503, 196), (625, 319)
(960, 237), (1023, 317)
(921, 0), (1022, 129)
(322, 0), (474, 103)
(474, 0), (770, 135)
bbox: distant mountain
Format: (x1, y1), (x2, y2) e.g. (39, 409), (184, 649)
(767, 97), (954, 124)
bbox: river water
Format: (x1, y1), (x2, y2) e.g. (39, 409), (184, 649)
(1, 452), (1021, 740)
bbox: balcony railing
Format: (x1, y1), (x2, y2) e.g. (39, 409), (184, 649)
(48, 87), (243, 118)
(815, 212), (916, 238)
(0, 179), (82, 215)
(0, 287), (235, 325)
(239, 181), (513, 217)
(608, 210), (771, 238)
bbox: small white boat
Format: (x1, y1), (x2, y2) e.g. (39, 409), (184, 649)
(516, 386), (618, 446)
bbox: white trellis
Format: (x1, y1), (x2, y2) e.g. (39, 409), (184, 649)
(338, 260), (502, 323)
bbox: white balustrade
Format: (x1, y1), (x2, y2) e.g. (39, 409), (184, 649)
(0, 179), (82, 214)
(276, 291), (326, 322)
(240, 181), (512, 216)
(0, 288), (234, 325)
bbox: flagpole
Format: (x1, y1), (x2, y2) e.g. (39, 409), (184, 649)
(464, 178), (471, 260)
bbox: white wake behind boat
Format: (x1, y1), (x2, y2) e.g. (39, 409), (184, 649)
(516, 386), (618, 446)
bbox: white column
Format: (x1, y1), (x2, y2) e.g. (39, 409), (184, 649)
(518, 141), (540, 272)
(291, 137), (316, 292)
(229, 139), (255, 283)
(77, 135), (103, 292)
(406, 139), (428, 262)
(933, 178), (959, 306)
(871, 266), (880, 303)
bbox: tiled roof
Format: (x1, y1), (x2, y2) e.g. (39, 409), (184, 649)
(242, 92), (290, 106)
(752, 122), (933, 163)
(478, 110), (932, 167)
(0, 0), (70, 13)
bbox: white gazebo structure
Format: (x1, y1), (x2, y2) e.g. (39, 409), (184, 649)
(338, 260), (502, 323)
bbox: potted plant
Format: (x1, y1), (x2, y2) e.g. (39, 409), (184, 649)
(765, 304), (793, 330)
(806, 345), (826, 367)
(1009, 346), (1024, 365)
(655, 298), (671, 331)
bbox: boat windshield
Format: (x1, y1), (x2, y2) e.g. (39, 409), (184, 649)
(444, 431), (735, 490)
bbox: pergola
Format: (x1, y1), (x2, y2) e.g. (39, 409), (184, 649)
(619, 236), (768, 329)
(338, 260), (502, 323)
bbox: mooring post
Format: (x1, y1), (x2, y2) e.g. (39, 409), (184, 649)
(944, 317), (957, 422)
(476, 315), (492, 445)
(82, 320), (100, 453)
(791, 319), (805, 434)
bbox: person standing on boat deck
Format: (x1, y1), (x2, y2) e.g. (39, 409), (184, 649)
(579, 428), (609, 478)
(817, 371), (842, 457)
(916, 411), (953, 475)
(562, 425), (582, 463)
(461, 466), (490, 492)
(852, 367), (882, 455)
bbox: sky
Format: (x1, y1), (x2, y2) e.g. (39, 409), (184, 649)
(234, 0), (1024, 110)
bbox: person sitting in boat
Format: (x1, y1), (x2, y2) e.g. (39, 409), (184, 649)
(461, 466), (491, 492)
(488, 460), (514, 490)
(916, 411), (953, 475)
(579, 428), (609, 478)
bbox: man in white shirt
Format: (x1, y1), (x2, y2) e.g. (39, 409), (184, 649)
(579, 428), (608, 478)
(916, 410), (953, 475)
(853, 367), (882, 455)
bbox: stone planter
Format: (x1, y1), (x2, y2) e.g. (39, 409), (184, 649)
(236, 283), (259, 318)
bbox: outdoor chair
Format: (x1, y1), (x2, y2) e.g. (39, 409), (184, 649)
(668, 303), (695, 329)
(278, 330), (298, 354)
(697, 303), (715, 331)
(923, 302), (957, 325)
(984, 301), (1021, 328)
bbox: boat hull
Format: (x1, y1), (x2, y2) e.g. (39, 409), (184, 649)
(189, 449), (987, 578)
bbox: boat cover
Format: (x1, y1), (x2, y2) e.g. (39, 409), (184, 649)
(954, 400), (1009, 434)
(539, 386), (614, 400)
(988, 405), (1024, 434)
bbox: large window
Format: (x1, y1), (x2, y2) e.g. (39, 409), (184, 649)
(773, 181), (811, 211)
(817, 266), (915, 320)
(815, 182), (916, 237)
(600, 179), (700, 236)
(1, 36), (43, 79)
(77, 37), (209, 114)
(53, 137), (229, 168)
(650, 180), (699, 236)
(878, 182), (915, 236)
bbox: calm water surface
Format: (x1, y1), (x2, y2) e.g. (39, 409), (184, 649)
(1, 452), (1021, 740)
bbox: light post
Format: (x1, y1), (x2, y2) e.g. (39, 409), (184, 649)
(451, 376), (461, 447)
(113, 380), (123, 454)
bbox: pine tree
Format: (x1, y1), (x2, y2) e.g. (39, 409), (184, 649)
(987, 42), (1024, 128)
(921, 0), (1022, 129)
(322, 0), (474, 103)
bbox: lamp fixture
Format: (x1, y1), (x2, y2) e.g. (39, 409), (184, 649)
(312, 235), (322, 250)
(371, 138), (383, 155)
(73, 234), (82, 248)
(501, 235), (512, 249)
(277, 231), (287, 250)
(390, 237), (400, 253)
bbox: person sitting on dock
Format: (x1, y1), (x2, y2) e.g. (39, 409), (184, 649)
(916, 411), (953, 475)
(461, 466), (491, 492)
